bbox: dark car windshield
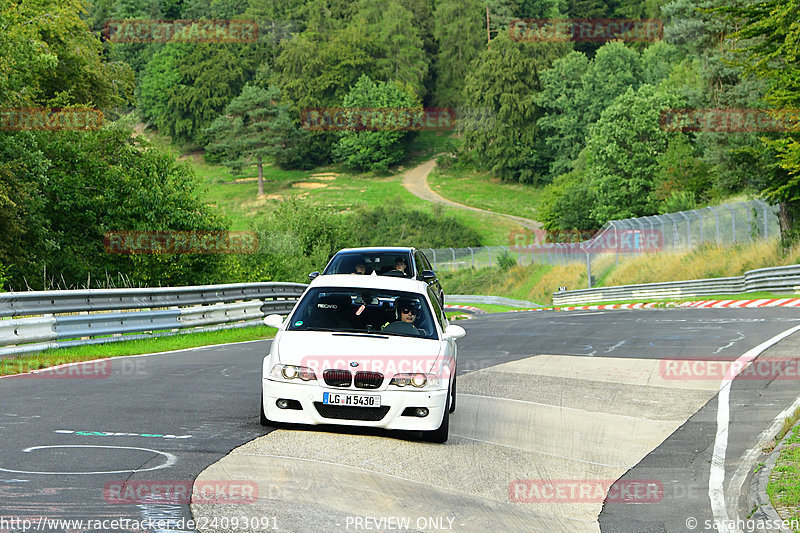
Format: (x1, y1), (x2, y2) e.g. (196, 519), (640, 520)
(323, 251), (413, 278)
(287, 287), (437, 340)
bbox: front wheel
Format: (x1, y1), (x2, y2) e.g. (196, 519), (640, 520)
(421, 386), (450, 443)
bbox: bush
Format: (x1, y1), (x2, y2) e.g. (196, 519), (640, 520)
(242, 201), (483, 283)
(497, 250), (517, 271)
(332, 76), (420, 172)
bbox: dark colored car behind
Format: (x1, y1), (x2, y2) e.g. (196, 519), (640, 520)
(309, 247), (444, 305)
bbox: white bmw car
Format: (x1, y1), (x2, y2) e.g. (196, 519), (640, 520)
(261, 274), (465, 443)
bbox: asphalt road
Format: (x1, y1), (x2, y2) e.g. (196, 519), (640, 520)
(1, 308), (799, 532)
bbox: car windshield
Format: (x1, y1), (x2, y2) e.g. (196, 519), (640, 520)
(287, 287), (437, 340)
(323, 252), (413, 278)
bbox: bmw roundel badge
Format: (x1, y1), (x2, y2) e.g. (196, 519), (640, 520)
(350, 361), (359, 367)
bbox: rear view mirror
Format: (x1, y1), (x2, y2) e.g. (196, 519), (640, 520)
(263, 314), (286, 329)
(419, 270), (437, 282)
(443, 325), (466, 340)
(308, 271), (320, 281)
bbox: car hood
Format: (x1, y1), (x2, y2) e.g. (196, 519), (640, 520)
(273, 331), (444, 374)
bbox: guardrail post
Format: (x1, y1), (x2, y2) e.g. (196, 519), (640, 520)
(699, 210), (704, 242)
(469, 247), (474, 267)
(708, 206), (720, 245)
(725, 204), (736, 244)
(679, 211), (691, 248)
(746, 204), (753, 241)
(585, 251), (592, 288)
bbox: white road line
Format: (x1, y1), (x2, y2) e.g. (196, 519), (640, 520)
(709, 324), (800, 533)
(0, 445), (176, 475)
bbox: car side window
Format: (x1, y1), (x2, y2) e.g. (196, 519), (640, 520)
(413, 252), (423, 277)
(428, 287), (446, 330)
(418, 251), (433, 271)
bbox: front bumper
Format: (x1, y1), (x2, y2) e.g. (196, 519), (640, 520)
(262, 378), (448, 431)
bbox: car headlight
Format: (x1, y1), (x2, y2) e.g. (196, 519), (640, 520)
(270, 364), (317, 382)
(389, 373), (439, 389)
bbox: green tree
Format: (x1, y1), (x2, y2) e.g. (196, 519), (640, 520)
(723, 0), (800, 242)
(537, 156), (599, 231)
(536, 51), (593, 177)
(460, 32), (567, 183)
(0, 0), (133, 107)
(139, 41), (251, 145)
(652, 136), (712, 209)
(432, 0), (486, 107)
(537, 41), (642, 178)
(332, 76), (421, 172)
(584, 84), (682, 222)
(205, 85), (295, 196)
(350, 0), (430, 99)
(0, 120), (236, 290)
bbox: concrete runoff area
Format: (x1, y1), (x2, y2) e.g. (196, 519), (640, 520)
(192, 354), (727, 532)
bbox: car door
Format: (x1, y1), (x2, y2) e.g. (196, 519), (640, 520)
(416, 251), (443, 304)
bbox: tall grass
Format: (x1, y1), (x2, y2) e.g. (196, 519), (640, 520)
(604, 240), (800, 286)
(440, 238), (800, 304)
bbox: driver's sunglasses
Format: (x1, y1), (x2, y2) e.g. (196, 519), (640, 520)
(401, 308), (416, 315)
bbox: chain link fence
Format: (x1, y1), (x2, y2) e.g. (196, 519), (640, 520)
(422, 199), (779, 272)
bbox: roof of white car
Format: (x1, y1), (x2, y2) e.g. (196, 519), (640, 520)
(334, 246), (414, 253)
(307, 273), (429, 293)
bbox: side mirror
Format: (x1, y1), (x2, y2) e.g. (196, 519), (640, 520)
(443, 324), (466, 340)
(308, 271), (320, 281)
(419, 270), (437, 282)
(263, 314), (286, 330)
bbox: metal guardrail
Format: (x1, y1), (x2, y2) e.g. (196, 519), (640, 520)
(552, 264), (800, 305)
(447, 295), (542, 308)
(0, 283), (307, 357)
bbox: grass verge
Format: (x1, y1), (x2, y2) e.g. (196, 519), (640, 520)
(0, 325), (276, 377)
(446, 302), (533, 312)
(144, 127), (529, 245)
(427, 165), (542, 221)
(440, 239), (800, 305)
(767, 412), (800, 532)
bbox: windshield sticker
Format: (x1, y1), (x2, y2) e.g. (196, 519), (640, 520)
(294, 320), (303, 326)
(356, 304), (365, 316)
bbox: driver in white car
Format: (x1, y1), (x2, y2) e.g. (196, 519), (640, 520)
(381, 298), (422, 336)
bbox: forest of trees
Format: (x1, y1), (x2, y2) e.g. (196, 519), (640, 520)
(0, 0), (797, 289)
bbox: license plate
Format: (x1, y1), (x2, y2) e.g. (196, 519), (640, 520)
(322, 392), (381, 407)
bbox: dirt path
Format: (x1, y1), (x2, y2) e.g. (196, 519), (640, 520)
(402, 159), (541, 231)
